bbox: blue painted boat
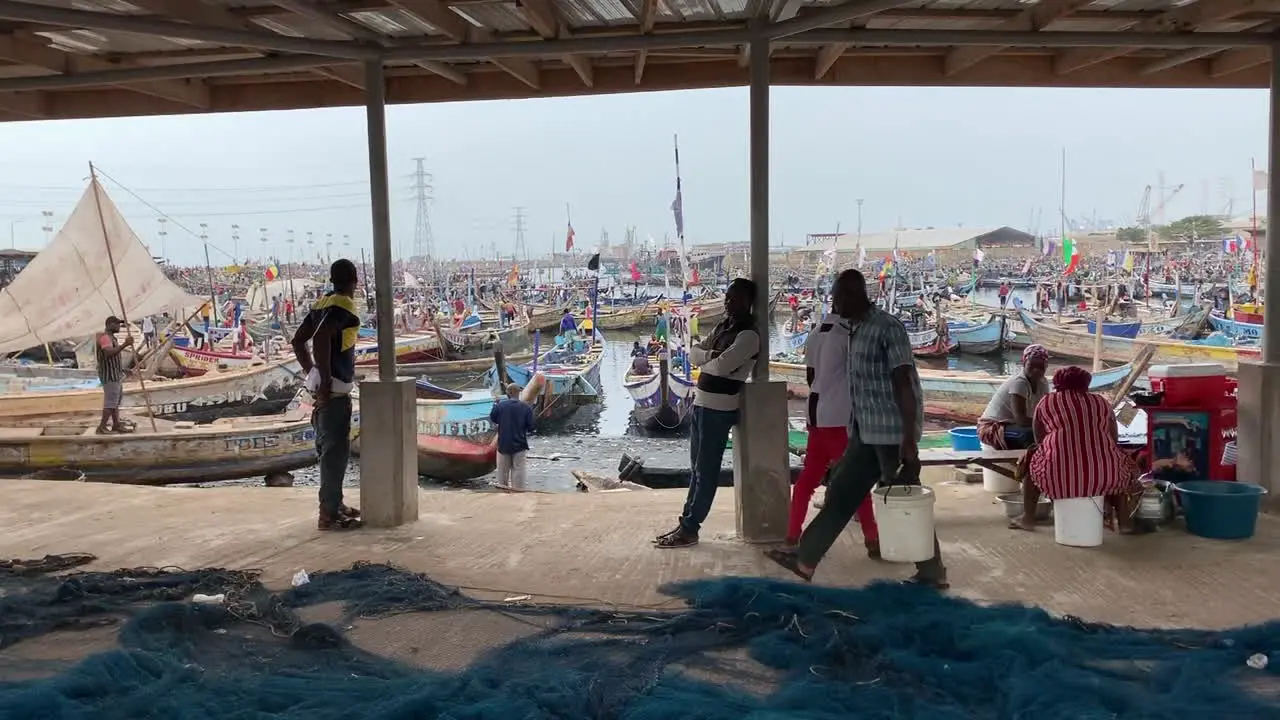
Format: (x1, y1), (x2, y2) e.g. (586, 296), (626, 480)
(623, 354), (696, 431)
(488, 332), (605, 424)
(350, 383), (498, 481)
(1084, 318), (1142, 339)
(947, 315), (1011, 355)
(1208, 313), (1263, 342)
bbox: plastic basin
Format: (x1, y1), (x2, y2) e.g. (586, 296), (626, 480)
(1174, 481), (1267, 540)
(949, 426), (981, 452)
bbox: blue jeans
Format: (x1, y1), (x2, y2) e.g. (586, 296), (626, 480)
(678, 406), (739, 534)
(312, 395), (352, 516)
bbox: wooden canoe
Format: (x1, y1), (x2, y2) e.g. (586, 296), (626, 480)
(1017, 308), (1259, 371)
(769, 359), (1135, 421)
(0, 359), (303, 423)
(0, 409), (316, 485)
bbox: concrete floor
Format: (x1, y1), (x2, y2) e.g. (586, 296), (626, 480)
(3, 472), (1279, 631)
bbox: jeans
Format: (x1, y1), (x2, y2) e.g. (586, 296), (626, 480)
(678, 405), (739, 534)
(1003, 425), (1034, 449)
(313, 395), (352, 516)
(797, 427), (946, 580)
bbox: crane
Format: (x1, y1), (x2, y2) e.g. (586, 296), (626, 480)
(1136, 181), (1184, 252)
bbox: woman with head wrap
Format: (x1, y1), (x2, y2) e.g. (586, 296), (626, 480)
(1010, 366), (1141, 532)
(978, 344), (1050, 450)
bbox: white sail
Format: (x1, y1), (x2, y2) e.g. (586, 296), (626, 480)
(0, 180), (206, 354)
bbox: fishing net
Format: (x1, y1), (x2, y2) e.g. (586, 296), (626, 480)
(1, 555), (1278, 719)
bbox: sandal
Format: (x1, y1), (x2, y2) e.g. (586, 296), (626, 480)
(654, 529), (698, 549)
(318, 513), (363, 531)
(1008, 519), (1036, 532)
(902, 573), (950, 590)
(764, 549), (813, 582)
(338, 505), (361, 519)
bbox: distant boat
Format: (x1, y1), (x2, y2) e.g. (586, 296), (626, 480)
(1208, 313), (1263, 342)
(1017, 308), (1259, 371)
(489, 333), (605, 425)
(947, 314), (1011, 355)
(623, 354), (695, 431)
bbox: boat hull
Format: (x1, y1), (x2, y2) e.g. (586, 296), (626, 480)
(350, 386), (498, 481)
(1019, 309), (1258, 371)
(0, 360), (302, 423)
(0, 414), (316, 485)
(949, 315), (1010, 355)
(624, 361), (695, 431)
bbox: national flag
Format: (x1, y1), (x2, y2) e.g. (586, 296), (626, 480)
(1254, 168), (1270, 191)
(1122, 251), (1134, 272)
(878, 256), (893, 280)
(691, 266), (701, 285)
(566, 223), (576, 252)
(264, 264), (279, 281)
(586, 252), (600, 271)
(671, 181), (684, 237)
(1062, 235), (1080, 275)
(972, 248), (985, 267)
(506, 264), (519, 286)
(629, 261), (641, 282)
(1237, 233), (1248, 252)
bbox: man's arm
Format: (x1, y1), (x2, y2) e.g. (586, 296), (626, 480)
(489, 402), (500, 424)
(700, 330), (759, 375)
(98, 334), (129, 357)
(290, 313), (317, 375)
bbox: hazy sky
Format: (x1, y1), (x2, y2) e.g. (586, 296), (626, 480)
(0, 85), (1268, 266)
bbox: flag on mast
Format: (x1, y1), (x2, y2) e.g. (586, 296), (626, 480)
(565, 223), (575, 252)
(1062, 235), (1080, 275)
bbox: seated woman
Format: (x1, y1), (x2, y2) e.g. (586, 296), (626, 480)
(1012, 366), (1141, 532)
(978, 344), (1049, 450)
(631, 352), (653, 375)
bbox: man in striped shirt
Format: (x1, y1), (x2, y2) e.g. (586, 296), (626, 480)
(95, 315), (131, 435)
(768, 269), (947, 589)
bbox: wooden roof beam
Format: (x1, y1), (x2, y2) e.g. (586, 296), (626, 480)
(390, 0), (471, 42)
(739, 0), (802, 67)
(1054, 0), (1267, 76)
(634, 0), (657, 84)
(519, 0), (593, 87)
(0, 30), (209, 108)
(490, 56), (541, 88)
(0, 91), (46, 118)
(393, 0), (541, 87)
(127, 0), (254, 30)
(943, 0), (1093, 76)
(414, 60), (467, 85)
(1211, 46), (1271, 76)
(272, 0), (387, 42)
(315, 63), (367, 89)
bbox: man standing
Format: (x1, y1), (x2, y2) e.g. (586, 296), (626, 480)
(654, 309), (669, 343)
(292, 259), (362, 531)
(767, 269), (947, 588)
(141, 315), (156, 349)
(654, 278), (759, 549)
(785, 302), (879, 554)
(95, 316), (132, 435)
(490, 383), (535, 489)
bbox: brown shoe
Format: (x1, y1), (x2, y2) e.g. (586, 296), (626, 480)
(318, 511), (363, 531)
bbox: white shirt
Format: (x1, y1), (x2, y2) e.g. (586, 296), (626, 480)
(980, 373), (1048, 425)
(141, 316), (154, 333)
(805, 313), (853, 429)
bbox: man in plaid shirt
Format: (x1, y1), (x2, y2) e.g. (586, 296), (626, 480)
(768, 269), (947, 589)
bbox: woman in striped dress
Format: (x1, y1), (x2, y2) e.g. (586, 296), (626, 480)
(1011, 366), (1140, 532)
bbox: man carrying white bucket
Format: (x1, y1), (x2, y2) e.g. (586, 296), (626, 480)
(766, 269), (948, 590)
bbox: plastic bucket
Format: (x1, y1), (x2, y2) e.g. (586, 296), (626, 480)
(980, 442), (1019, 493)
(1053, 496), (1104, 547)
(1175, 481), (1267, 540)
(871, 485), (936, 563)
(949, 427), (981, 452)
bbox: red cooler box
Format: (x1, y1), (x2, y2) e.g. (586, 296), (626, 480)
(1149, 363), (1231, 408)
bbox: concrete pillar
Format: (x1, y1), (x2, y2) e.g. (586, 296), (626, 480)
(357, 59), (419, 526)
(1237, 44), (1280, 499)
(733, 29), (790, 543)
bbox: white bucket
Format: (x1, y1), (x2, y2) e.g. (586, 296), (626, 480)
(1052, 496), (1105, 547)
(871, 485), (936, 563)
(980, 443), (1019, 493)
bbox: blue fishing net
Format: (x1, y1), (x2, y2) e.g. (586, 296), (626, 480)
(0, 558), (1277, 719)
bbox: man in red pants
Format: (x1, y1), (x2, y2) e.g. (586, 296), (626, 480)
(785, 303), (880, 557)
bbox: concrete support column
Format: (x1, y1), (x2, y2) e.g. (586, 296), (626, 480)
(357, 59), (419, 527)
(1237, 44), (1280, 499)
(733, 29), (790, 543)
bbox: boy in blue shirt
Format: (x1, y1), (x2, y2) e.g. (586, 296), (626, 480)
(490, 383), (535, 489)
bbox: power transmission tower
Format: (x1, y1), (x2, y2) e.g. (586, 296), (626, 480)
(512, 207), (528, 263)
(411, 157), (435, 262)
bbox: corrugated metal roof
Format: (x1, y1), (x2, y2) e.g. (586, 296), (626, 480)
(827, 228), (994, 251)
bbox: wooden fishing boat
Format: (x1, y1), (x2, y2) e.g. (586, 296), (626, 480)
(1017, 308), (1259, 371)
(769, 359), (1134, 421)
(1208, 313), (1263, 342)
(909, 327), (955, 358)
(0, 359), (302, 423)
(0, 409), (316, 485)
(947, 314), (1010, 355)
(350, 380), (498, 481)
(398, 352), (531, 377)
(491, 333), (605, 424)
(623, 355), (696, 431)
(581, 306), (646, 331)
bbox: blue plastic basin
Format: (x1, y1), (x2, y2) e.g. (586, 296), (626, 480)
(949, 426), (981, 452)
(1175, 481), (1267, 540)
